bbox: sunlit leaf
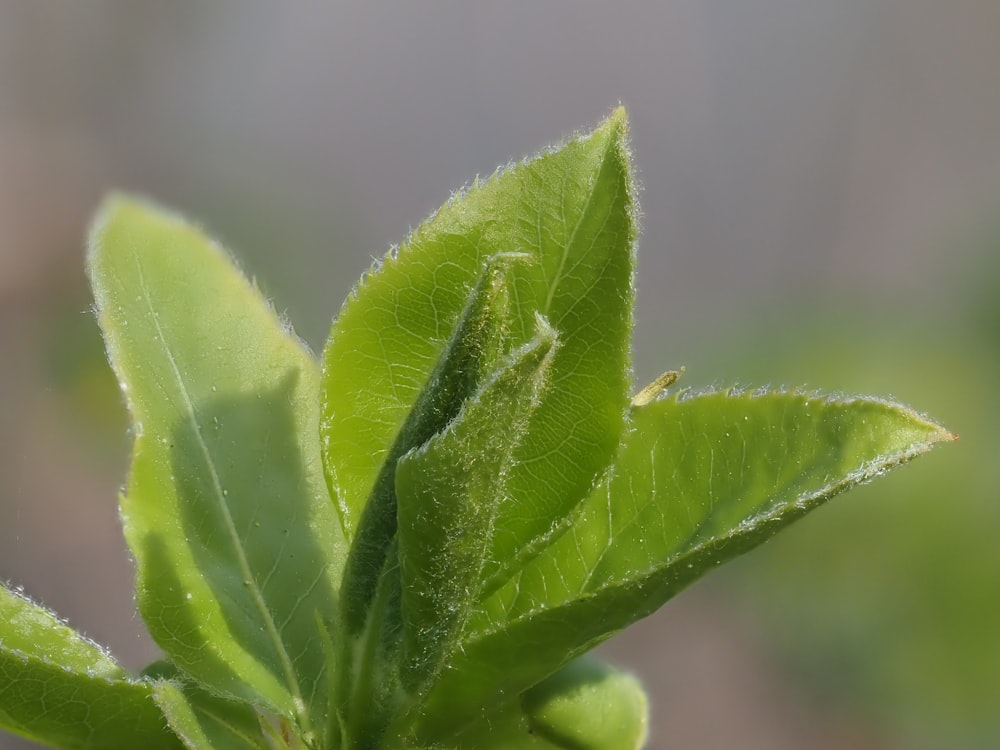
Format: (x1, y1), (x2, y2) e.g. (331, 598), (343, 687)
(412, 390), (953, 742)
(0, 107), (949, 750)
(88, 197), (345, 744)
(321, 109), (636, 595)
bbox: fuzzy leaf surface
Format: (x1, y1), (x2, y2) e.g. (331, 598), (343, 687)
(321, 110), (636, 590)
(334, 257), (520, 747)
(0, 585), (180, 750)
(338, 253), (516, 638)
(389, 320), (557, 734)
(88, 197), (344, 742)
(413, 390), (953, 741)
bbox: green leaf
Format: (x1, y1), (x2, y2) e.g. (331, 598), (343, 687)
(389, 317), (558, 733)
(153, 679), (273, 750)
(438, 657), (646, 750)
(520, 656), (648, 750)
(334, 255), (527, 748)
(321, 109), (636, 589)
(338, 253), (519, 638)
(412, 390), (953, 742)
(0, 584), (180, 750)
(88, 196), (345, 743)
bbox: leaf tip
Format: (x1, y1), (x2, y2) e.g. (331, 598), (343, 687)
(608, 104), (629, 129)
(883, 399), (957, 453)
(929, 422), (959, 446)
(86, 192), (177, 278)
(595, 105), (631, 157)
(86, 192), (125, 268)
(88, 190), (150, 235)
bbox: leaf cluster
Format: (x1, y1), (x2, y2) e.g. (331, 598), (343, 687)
(0, 110), (951, 750)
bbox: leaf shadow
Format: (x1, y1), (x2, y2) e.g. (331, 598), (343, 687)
(149, 369), (336, 714)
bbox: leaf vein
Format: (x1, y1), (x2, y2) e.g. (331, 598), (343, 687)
(133, 255), (308, 726)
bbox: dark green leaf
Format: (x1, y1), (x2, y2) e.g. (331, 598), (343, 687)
(153, 679), (275, 750)
(388, 318), (558, 736)
(334, 256), (529, 748)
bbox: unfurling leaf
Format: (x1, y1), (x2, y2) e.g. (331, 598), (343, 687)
(390, 316), (558, 734)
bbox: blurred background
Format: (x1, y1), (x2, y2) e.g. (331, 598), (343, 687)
(1, 3), (998, 748)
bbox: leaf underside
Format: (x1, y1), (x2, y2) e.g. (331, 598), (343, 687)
(88, 197), (347, 745)
(395, 318), (558, 709)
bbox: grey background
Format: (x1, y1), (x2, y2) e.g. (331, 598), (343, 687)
(2, 3), (998, 748)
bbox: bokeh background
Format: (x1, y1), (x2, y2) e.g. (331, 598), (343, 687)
(2, 3), (998, 748)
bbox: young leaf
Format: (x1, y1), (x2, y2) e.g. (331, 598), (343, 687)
(321, 109), (636, 589)
(0, 584), (180, 750)
(390, 317), (558, 728)
(334, 255), (522, 748)
(520, 656), (648, 750)
(88, 197), (345, 743)
(411, 390), (953, 742)
(427, 657), (646, 750)
(338, 253), (518, 638)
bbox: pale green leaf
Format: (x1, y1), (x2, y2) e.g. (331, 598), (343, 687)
(321, 109), (636, 591)
(0, 584), (180, 750)
(412, 390), (953, 742)
(88, 196), (345, 743)
(520, 656), (648, 750)
(423, 657), (646, 750)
